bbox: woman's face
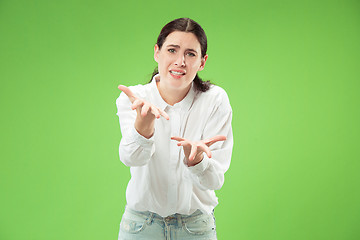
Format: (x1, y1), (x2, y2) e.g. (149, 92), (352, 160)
(154, 31), (208, 93)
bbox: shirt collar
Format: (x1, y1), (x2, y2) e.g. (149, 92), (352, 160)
(150, 74), (196, 112)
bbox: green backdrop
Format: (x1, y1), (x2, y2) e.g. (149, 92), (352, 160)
(1, 0), (359, 239)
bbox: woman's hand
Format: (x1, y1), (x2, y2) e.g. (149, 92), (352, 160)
(118, 85), (169, 138)
(171, 135), (227, 167)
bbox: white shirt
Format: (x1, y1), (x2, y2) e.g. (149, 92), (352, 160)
(116, 75), (233, 217)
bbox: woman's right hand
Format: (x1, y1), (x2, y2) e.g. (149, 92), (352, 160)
(118, 85), (169, 139)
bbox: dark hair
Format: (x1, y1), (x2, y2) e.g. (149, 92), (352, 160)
(149, 18), (211, 92)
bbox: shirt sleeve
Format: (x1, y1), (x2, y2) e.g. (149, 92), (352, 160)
(116, 91), (155, 167)
(187, 90), (233, 190)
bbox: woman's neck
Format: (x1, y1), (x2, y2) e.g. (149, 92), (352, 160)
(156, 81), (191, 106)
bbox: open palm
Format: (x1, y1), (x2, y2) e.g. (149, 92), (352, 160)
(171, 135), (227, 166)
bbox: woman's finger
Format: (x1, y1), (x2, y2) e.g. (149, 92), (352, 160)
(199, 144), (212, 158)
(158, 108), (170, 120)
(150, 106), (161, 119)
(204, 135), (227, 146)
(189, 144), (198, 161)
(118, 85), (136, 103)
(141, 103), (151, 117)
(120, 86), (169, 120)
(171, 136), (186, 142)
(131, 99), (144, 110)
(176, 140), (191, 147)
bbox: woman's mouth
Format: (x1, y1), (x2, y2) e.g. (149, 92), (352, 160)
(169, 70), (186, 79)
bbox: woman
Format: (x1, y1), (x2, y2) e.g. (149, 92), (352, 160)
(116, 18), (233, 240)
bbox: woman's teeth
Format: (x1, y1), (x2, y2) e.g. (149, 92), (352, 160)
(170, 71), (185, 75)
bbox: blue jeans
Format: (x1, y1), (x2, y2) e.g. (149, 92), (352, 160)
(118, 207), (217, 240)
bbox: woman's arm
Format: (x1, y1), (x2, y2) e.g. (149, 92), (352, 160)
(172, 90), (233, 190)
(118, 85), (169, 138)
(116, 85), (169, 166)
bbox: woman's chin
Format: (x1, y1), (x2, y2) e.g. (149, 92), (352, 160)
(158, 74), (192, 91)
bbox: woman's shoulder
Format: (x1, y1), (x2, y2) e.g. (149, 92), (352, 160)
(208, 84), (229, 96)
(194, 84), (232, 110)
(197, 84), (230, 102)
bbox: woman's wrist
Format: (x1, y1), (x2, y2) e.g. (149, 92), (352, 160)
(187, 153), (204, 167)
(134, 118), (155, 139)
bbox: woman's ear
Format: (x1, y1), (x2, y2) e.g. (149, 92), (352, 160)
(198, 54), (208, 71)
(154, 44), (160, 63)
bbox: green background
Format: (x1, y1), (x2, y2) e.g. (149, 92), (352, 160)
(1, 0), (359, 239)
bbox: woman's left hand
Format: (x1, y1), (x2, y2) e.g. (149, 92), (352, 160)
(171, 135), (227, 167)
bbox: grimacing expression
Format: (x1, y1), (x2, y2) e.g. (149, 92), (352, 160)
(154, 31), (208, 93)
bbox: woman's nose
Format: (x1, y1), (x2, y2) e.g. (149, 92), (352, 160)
(174, 54), (185, 67)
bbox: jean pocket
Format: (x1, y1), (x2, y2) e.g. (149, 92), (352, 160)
(120, 216), (147, 234)
(183, 214), (216, 235)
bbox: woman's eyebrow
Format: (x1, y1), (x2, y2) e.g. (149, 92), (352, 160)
(166, 44), (198, 53)
(186, 48), (197, 53)
(166, 44), (180, 48)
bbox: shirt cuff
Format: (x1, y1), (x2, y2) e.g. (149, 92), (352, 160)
(187, 154), (210, 176)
